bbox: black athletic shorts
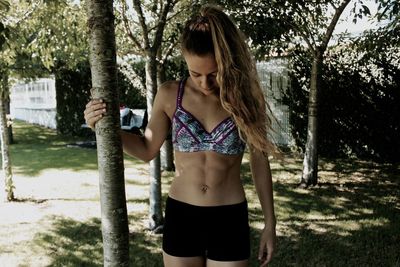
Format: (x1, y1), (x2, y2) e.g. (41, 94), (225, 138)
(162, 196), (250, 261)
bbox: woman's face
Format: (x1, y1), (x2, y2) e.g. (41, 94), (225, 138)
(183, 52), (219, 96)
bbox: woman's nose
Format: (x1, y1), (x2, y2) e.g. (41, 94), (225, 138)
(200, 76), (212, 89)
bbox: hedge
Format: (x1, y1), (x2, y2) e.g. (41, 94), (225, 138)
(55, 61), (146, 136)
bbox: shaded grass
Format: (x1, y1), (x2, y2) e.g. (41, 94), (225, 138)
(34, 215), (164, 267)
(9, 121), (400, 266)
(34, 217), (103, 267)
(268, 181), (400, 266)
(7, 120), (143, 176)
(8, 120), (98, 176)
(239, 154), (399, 266)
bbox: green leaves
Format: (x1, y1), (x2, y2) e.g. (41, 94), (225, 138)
(3, 1), (88, 77)
(0, 0), (10, 13)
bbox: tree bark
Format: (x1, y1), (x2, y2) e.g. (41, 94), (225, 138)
(0, 69), (14, 201)
(146, 52), (163, 231)
(87, 1), (129, 265)
(158, 64), (174, 171)
(161, 139), (174, 171)
(5, 94), (13, 144)
(300, 50), (323, 187)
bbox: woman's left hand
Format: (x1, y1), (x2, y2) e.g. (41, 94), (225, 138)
(258, 224), (276, 267)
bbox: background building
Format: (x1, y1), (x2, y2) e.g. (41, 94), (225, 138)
(257, 58), (294, 147)
(10, 77), (57, 129)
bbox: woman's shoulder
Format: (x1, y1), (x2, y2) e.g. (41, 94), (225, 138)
(158, 80), (180, 93)
(157, 80), (181, 114)
(157, 80), (181, 101)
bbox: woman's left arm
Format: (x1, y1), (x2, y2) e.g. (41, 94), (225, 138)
(249, 148), (277, 266)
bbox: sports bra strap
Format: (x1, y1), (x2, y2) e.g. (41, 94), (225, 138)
(176, 78), (186, 108)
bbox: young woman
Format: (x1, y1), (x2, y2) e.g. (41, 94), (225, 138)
(84, 5), (277, 267)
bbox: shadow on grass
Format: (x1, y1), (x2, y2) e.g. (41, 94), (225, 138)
(258, 219), (400, 267)
(243, 157), (400, 267)
(34, 215), (164, 267)
(33, 176), (400, 267)
(266, 183), (399, 266)
(34, 217), (103, 267)
(322, 157), (400, 179)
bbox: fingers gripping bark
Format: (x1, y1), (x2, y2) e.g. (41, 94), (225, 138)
(84, 99), (107, 130)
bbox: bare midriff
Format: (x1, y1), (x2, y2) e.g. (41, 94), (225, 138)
(168, 150), (246, 206)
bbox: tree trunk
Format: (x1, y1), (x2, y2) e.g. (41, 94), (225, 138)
(87, 1), (129, 265)
(158, 64), (174, 171)
(161, 139), (174, 171)
(0, 69), (14, 201)
(146, 52), (163, 231)
(300, 50), (323, 187)
(4, 93), (13, 144)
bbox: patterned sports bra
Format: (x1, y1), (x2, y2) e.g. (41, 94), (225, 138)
(172, 79), (246, 155)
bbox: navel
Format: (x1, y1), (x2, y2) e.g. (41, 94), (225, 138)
(201, 184), (209, 193)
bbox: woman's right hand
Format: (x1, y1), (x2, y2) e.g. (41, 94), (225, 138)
(84, 99), (107, 130)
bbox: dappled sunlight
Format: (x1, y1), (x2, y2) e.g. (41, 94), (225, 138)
(2, 121), (399, 266)
(241, 153), (399, 264)
(351, 207), (374, 216)
(275, 222), (301, 239)
(127, 211), (164, 265)
(33, 216), (103, 266)
(305, 213), (338, 222)
(250, 221), (265, 231)
(269, 172), (399, 266)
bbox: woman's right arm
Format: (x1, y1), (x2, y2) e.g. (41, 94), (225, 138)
(84, 84), (172, 162)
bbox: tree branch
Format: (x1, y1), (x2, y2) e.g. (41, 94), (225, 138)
(153, 0), (176, 50)
(290, 3), (317, 51)
(279, 14), (316, 54)
(117, 48), (145, 57)
(298, 27), (317, 55)
(161, 38), (179, 63)
(132, 0), (150, 49)
(321, 0), (351, 50)
(146, 6), (183, 37)
(121, 0), (143, 51)
(165, 6), (186, 24)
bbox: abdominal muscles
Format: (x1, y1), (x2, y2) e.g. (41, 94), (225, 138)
(169, 150), (246, 206)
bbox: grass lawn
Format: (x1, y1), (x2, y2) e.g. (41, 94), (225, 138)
(0, 120), (399, 267)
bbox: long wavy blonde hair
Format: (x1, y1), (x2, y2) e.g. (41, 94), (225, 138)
(181, 5), (278, 156)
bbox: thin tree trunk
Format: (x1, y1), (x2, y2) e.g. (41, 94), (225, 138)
(0, 70), (14, 201)
(146, 53), (163, 231)
(87, 1), (129, 265)
(129, 0), (176, 231)
(295, 0), (349, 188)
(158, 64), (174, 171)
(298, 1), (349, 188)
(161, 139), (174, 171)
(5, 94), (13, 144)
(300, 51), (323, 187)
